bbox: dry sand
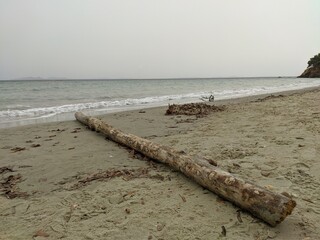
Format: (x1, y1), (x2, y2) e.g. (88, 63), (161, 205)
(0, 88), (319, 240)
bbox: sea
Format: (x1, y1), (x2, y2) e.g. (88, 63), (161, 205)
(1, 77), (320, 128)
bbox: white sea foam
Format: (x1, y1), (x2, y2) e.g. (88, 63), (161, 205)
(0, 93), (209, 120)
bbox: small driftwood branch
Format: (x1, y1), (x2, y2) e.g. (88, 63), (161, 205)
(75, 112), (296, 226)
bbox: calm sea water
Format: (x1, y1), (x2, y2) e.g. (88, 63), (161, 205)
(0, 77), (320, 128)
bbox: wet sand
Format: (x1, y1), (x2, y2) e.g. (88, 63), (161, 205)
(0, 87), (319, 239)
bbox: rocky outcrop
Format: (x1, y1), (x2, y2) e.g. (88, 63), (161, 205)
(298, 65), (320, 78)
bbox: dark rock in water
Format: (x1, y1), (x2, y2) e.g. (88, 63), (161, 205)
(298, 65), (320, 78)
(299, 53), (320, 78)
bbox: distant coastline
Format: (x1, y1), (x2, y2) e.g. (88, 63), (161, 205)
(2, 76), (298, 81)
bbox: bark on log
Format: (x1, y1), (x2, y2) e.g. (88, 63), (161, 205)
(75, 112), (296, 226)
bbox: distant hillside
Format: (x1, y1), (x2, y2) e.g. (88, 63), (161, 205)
(299, 53), (320, 78)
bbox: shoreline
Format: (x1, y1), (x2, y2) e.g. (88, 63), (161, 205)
(0, 86), (319, 239)
(1, 85), (319, 130)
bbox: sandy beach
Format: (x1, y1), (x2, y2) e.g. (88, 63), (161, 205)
(0, 87), (319, 240)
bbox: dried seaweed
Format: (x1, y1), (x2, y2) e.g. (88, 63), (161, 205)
(166, 103), (225, 116)
(0, 167), (14, 174)
(254, 94), (284, 102)
(0, 174), (29, 199)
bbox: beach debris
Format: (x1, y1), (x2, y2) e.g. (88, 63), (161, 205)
(221, 225), (227, 236)
(139, 110), (146, 113)
(156, 223), (165, 231)
(165, 103), (225, 116)
(254, 94), (284, 102)
(26, 140), (34, 143)
(125, 208), (131, 214)
(237, 210), (243, 223)
(0, 174), (29, 199)
(68, 147), (75, 150)
(31, 143), (41, 148)
(10, 147), (26, 152)
(193, 155), (218, 167)
(71, 127), (81, 133)
(123, 190), (136, 198)
(34, 135), (41, 139)
(0, 167), (14, 174)
(68, 168), (150, 190)
(61, 167), (167, 190)
(200, 94), (215, 102)
(74, 112), (296, 226)
(33, 229), (49, 238)
(205, 158), (218, 167)
(179, 194), (187, 202)
(18, 165), (32, 168)
(49, 128), (66, 132)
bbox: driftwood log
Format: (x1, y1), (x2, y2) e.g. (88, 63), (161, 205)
(75, 112), (296, 226)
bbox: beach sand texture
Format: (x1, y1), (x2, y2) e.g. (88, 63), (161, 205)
(0, 88), (319, 239)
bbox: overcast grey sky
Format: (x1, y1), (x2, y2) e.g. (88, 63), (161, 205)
(0, 0), (319, 80)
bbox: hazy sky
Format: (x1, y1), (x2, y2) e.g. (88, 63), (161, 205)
(0, 0), (319, 80)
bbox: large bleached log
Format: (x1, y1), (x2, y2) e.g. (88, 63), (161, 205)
(75, 112), (296, 226)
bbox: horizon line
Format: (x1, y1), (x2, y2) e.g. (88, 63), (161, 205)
(1, 76), (297, 81)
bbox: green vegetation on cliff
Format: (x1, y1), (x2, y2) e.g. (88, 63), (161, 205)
(308, 53), (320, 67)
(299, 53), (320, 78)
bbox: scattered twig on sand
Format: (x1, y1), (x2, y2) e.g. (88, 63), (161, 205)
(237, 210), (243, 223)
(10, 147), (26, 153)
(302, 198), (314, 204)
(179, 194), (187, 202)
(165, 103), (225, 117)
(68, 168), (152, 190)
